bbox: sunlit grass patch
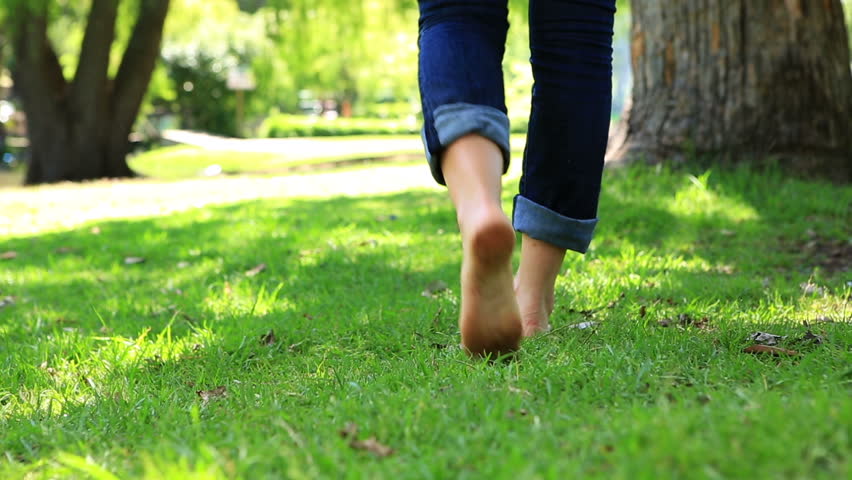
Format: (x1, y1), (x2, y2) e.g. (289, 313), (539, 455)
(129, 145), (420, 180)
(1, 163), (849, 478)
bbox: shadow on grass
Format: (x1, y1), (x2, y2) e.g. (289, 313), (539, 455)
(1, 190), (460, 340)
(0, 165), (850, 470)
(1, 166), (847, 344)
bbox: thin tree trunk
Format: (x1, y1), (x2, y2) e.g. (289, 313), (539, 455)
(608, 0), (852, 181)
(107, 0), (171, 173)
(12, 0), (171, 185)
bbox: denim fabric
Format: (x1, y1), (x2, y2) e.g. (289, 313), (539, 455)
(418, 0), (616, 253)
(425, 103), (511, 185)
(418, 0), (510, 185)
(513, 195), (597, 254)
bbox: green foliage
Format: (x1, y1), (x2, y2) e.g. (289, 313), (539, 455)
(0, 0), (634, 134)
(163, 52), (239, 136)
(360, 101), (419, 120)
(10, 0), (149, 79)
(845, 0), (852, 50)
(257, 0), (420, 110)
(0, 162), (849, 477)
(145, 0), (268, 135)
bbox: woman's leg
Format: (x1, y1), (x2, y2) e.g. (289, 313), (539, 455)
(418, 0), (522, 356)
(514, 0), (617, 334)
(444, 135), (521, 357)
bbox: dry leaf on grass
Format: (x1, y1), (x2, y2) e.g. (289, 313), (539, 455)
(245, 263), (267, 277)
(790, 234), (852, 274)
(196, 386), (228, 404)
(606, 293), (626, 309)
(800, 282), (825, 296)
(339, 422), (359, 439)
(124, 256), (146, 265)
(260, 329), (277, 346)
(743, 345), (799, 356)
(568, 307), (597, 318)
(569, 321), (598, 330)
(659, 314), (711, 330)
(0, 296), (14, 309)
(796, 329), (826, 345)
(38, 361), (58, 376)
(1, 251), (18, 260)
(507, 408), (529, 418)
(340, 423), (394, 458)
(715, 265), (735, 275)
(55, 247), (77, 254)
(684, 314), (711, 329)
(508, 386), (532, 396)
(789, 325), (827, 346)
(748, 332), (786, 346)
(349, 437), (395, 458)
(85, 376), (98, 388)
(422, 280), (448, 297)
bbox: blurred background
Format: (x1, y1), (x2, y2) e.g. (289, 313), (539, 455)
(0, 0), (850, 185)
(0, 0), (629, 184)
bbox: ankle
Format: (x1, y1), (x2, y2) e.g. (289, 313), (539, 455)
(518, 303), (551, 336)
(457, 200), (506, 234)
(515, 286), (553, 314)
(458, 206), (514, 258)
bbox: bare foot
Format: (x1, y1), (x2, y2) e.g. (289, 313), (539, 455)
(514, 234), (565, 337)
(515, 278), (554, 337)
(458, 206), (523, 357)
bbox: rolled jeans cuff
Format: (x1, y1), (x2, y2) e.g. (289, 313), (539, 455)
(423, 102), (511, 185)
(512, 195), (598, 254)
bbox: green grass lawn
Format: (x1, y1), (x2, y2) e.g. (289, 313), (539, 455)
(127, 135), (526, 180)
(0, 162), (850, 479)
(0, 135), (526, 185)
(128, 144), (421, 180)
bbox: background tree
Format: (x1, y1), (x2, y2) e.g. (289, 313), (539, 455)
(153, 0), (265, 137)
(259, 0), (419, 115)
(608, 0), (852, 180)
(146, 0), (422, 135)
(7, 0), (170, 184)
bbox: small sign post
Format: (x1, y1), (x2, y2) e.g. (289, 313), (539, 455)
(227, 68), (256, 137)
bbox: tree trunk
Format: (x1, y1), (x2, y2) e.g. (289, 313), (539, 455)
(11, 0), (171, 185)
(608, 0), (852, 181)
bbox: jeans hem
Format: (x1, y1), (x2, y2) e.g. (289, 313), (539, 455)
(512, 195), (598, 254)
(423, 102), (511, 185)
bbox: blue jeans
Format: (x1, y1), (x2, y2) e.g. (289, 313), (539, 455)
(418, 0), (616, 253)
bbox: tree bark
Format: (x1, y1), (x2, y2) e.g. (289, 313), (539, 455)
(608, 0), (852, 181)
(11, 0), (171, 185)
